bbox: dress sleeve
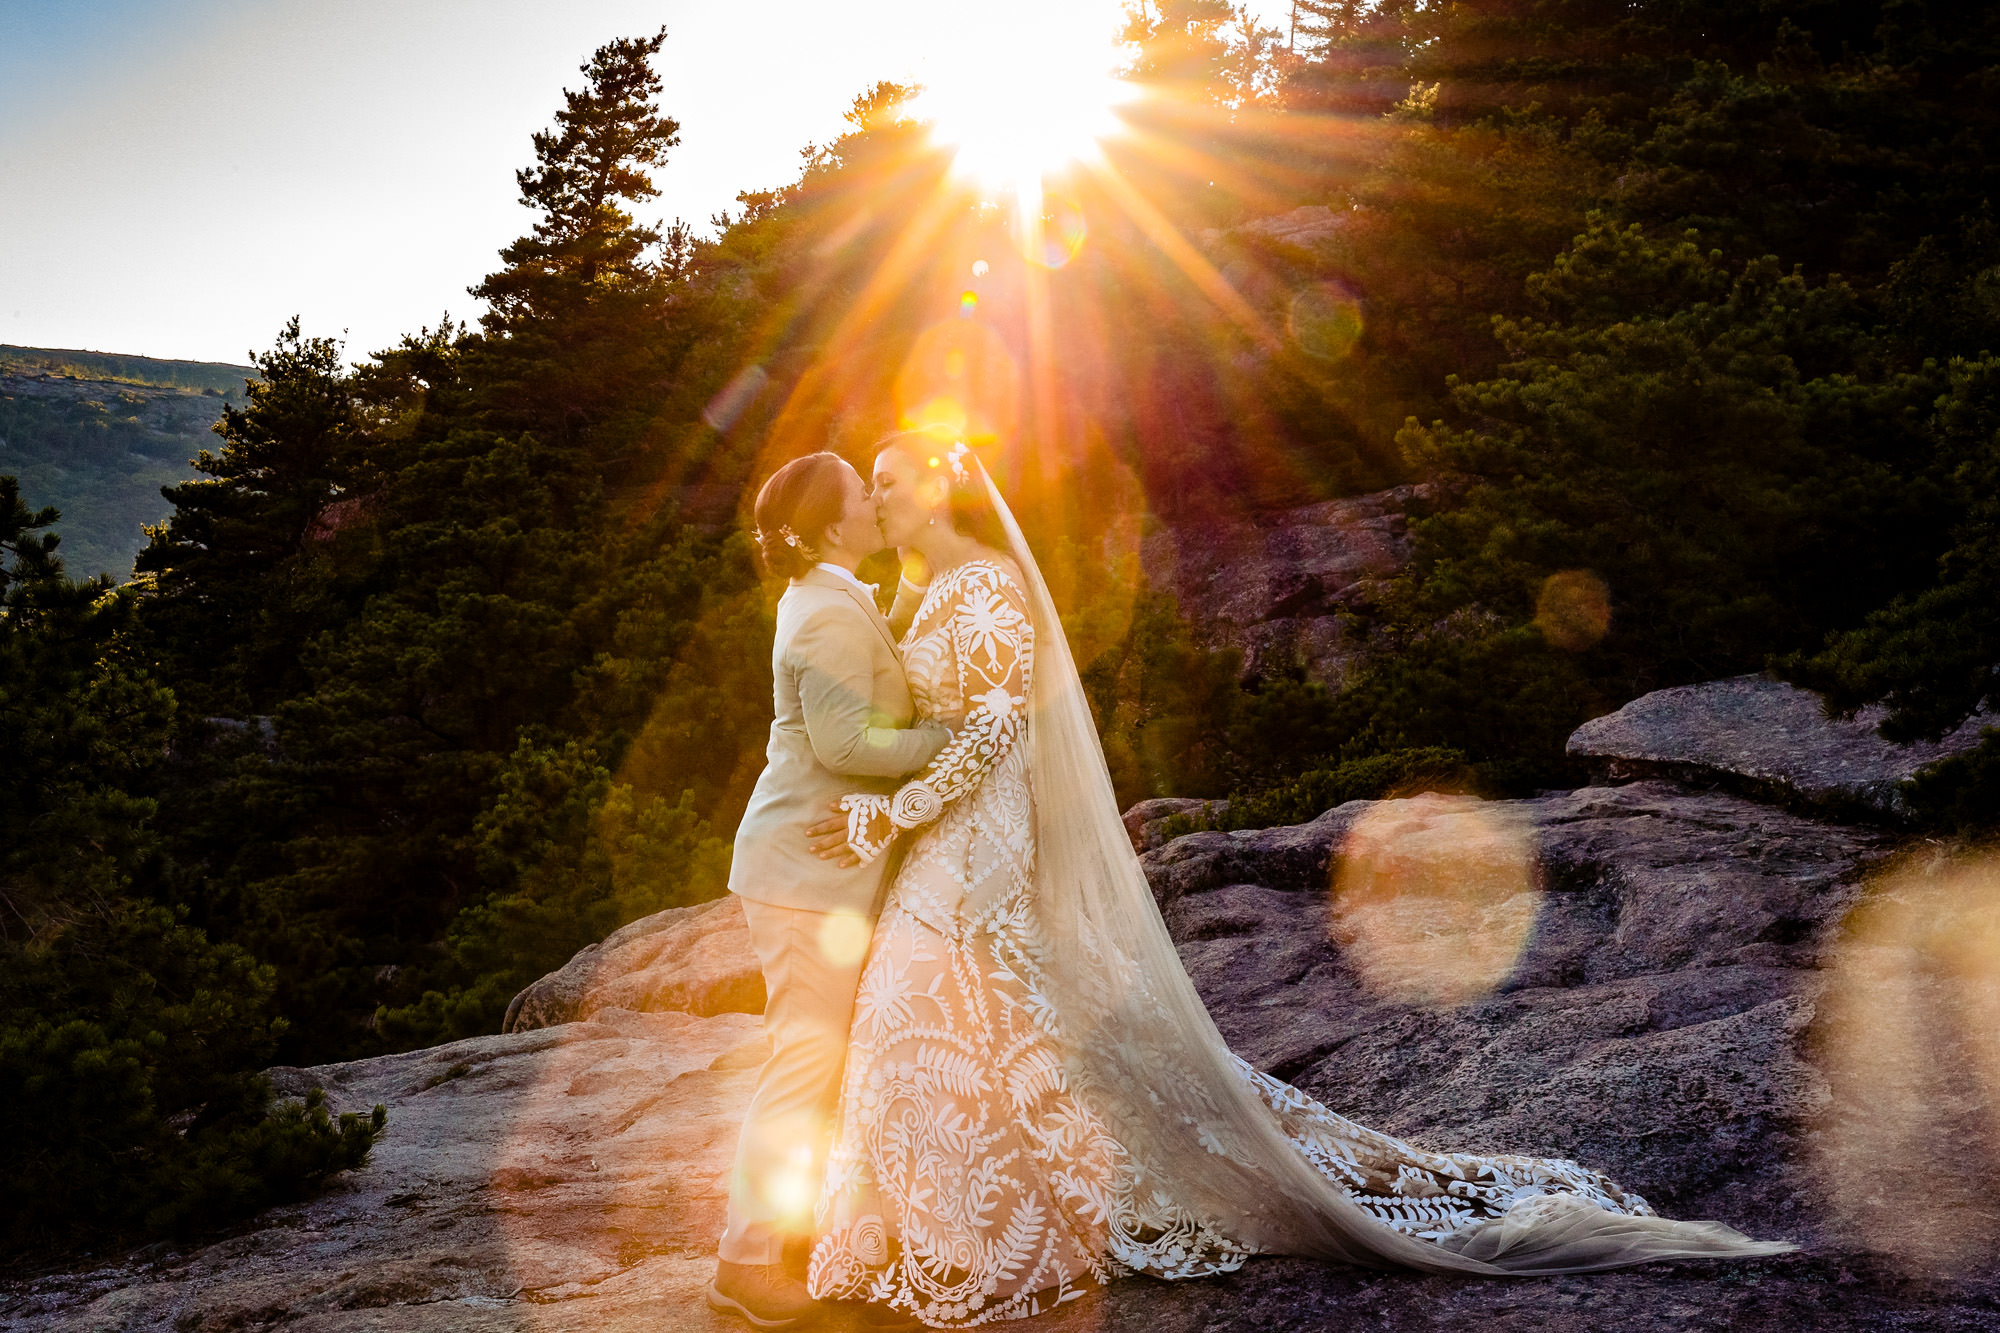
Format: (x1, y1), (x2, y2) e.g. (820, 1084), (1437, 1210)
(839, 563), (1034, 864)
(887, 573), (929, 641)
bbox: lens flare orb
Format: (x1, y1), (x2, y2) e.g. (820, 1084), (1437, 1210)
(819, 910), (871, 969)
(1288, 283), (1364, 361)
(1010, 190), (1089, 269)
(1816, 849), (2000, 1275)
(1331, 794), (1542, 1007)
(894, 318), (1021, 444)
(1535, 570), (1612, 652)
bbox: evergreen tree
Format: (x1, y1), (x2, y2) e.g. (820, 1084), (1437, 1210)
(1324, 221), (1952, 785)
(469, 28), (681, 463)
(135, 320), (363, 715)
(139, 31), (774, 1059)
(0, 477), (382, 1255)
(1796, 355), (2000, 827)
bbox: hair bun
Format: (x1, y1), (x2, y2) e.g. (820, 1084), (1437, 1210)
(751, 452), (848, 580)
(754, 527), (799, 575)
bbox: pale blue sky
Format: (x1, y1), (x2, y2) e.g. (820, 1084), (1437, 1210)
(2, 0), (1289, 365)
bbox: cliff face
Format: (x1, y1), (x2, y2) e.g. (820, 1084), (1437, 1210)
(1139, 485), (1419, 684)
(8, 683), (1999, 1331)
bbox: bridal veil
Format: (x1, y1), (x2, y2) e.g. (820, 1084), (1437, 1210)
(969, 451), (1794, 1275)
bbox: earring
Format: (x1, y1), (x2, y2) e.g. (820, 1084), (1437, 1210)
(927, 515), (936, 526)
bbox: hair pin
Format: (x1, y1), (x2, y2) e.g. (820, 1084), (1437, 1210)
(754, 524), (819, 562)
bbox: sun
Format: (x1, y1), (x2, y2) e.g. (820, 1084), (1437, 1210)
(907, 1), (1137, 199)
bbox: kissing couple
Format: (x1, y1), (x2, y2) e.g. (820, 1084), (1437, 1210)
(707, 433), (1791, 1330)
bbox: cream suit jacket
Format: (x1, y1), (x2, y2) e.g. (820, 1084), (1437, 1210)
(728, 567), (948, 915)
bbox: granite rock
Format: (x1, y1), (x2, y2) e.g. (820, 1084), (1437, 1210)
(1121, 796), (1228, 852)
(1, 1008), (771, 1332)
(1566, 673), (1989, 819)
(503, 896), (762, 1033)
(1142, 487), (1419, 683)
(1153, 784), (1887, 1217)
(13, 785), (2000, 1330)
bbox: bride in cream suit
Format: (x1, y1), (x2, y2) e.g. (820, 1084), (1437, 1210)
(710, 451), (947, 1331)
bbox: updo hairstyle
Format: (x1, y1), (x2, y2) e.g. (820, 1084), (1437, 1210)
(875, 432), (1010, 551)
(752, 451), (849, 580)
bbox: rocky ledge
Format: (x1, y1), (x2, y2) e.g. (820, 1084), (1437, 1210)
(8, 681), (2000, 1330)
(503, 896), (762, 1033)
(1567, 673), (1989, 820)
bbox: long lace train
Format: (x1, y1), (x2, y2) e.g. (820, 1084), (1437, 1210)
(808, 474), (1791, 1328)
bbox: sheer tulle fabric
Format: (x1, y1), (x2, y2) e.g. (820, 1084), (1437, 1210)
(810, 461), (1793, 1326)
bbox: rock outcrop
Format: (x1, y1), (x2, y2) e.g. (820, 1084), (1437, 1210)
(13, 703), (2000, 1327)
(3, 1007), (771, 1331)
(503, 896), (762, 1033)
(1201, 204), (1351, 250)
(1142, 487), (1418, 683)
(1567, 673), (1989, 819)
(1121, 796), (1228, 853)
(1153, 784), (1882, 1221)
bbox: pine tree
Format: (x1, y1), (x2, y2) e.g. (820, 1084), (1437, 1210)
(469, 28), (681, 460)
(1796, 355), (2000, 828)
(135, 319), (362, 714)
(0, 475), (380, 1256)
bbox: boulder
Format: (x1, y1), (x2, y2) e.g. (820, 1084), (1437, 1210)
(1142, 486), (1418, 683)
(1566, 673), (1989, 819)
(1133, 782), (1997, 1322)
(503, 896), (762, 1033)
(1200, 204), (1351, 250)
(1153, 783), (1887, 1218)
(1121, 796), (1228, 853)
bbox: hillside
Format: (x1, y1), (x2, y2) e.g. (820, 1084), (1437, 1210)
(0, 346), (255, 576)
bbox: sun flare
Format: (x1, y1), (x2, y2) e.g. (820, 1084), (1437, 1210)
(907, 1), (1137, 198)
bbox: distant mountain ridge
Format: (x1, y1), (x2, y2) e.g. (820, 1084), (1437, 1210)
(0, 345), (258, 577)
(0, 343), (255, 394)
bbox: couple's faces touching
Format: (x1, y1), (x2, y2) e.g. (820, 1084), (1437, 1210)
(821, 447), (945, 565)
(818, 462), (883, 565)
(872, 446), (947, 549)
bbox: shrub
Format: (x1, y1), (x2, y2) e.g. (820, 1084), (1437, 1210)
(1162, 746), (1471, 838)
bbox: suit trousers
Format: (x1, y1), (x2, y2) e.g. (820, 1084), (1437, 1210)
(718, 896), (871, 1265)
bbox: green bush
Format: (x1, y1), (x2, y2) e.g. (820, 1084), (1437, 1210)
(0, 903), (385, 1252)
(1163, 747), (1472, 839)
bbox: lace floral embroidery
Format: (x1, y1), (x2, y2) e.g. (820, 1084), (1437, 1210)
(811, 557), (1676, 1328)
(839, 560), (1031, 881)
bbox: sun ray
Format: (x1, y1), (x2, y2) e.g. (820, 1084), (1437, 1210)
(757, 167), (969, 464)
(1082, 156), (1282, 350)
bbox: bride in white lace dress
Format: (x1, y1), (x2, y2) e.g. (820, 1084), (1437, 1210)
(804, 436), (1792, 1327)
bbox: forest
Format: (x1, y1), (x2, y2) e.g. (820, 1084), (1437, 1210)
(3, 0), (1996, 1259)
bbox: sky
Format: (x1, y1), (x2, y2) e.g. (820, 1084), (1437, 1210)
(2, 0), (1290, 367)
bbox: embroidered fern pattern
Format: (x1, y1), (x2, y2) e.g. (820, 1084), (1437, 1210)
(809, 558), (1659, 1327)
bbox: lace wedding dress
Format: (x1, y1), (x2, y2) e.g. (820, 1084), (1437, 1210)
(809, 482), (1792, 1328)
